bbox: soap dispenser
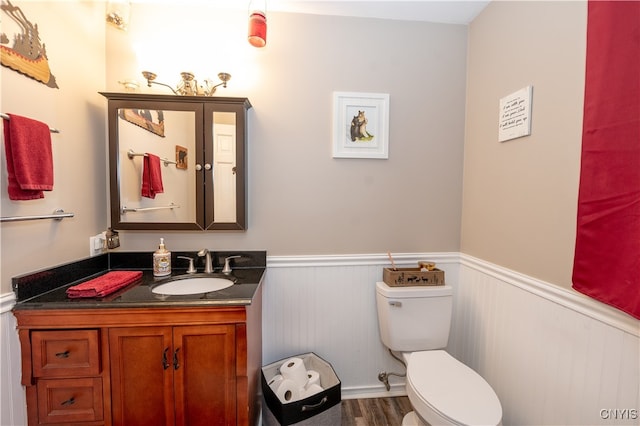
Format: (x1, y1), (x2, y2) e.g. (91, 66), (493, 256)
(153, 238), (171, 277)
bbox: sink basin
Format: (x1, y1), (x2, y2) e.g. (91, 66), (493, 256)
(152, 277), (234, 295)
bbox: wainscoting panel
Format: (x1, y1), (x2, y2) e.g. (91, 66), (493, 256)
(450, 255), (639, 425)
(0, 293), (27, 426)
(263, 253), (460, 398)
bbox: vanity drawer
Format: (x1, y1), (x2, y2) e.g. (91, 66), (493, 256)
(32, 330), (100, 378)
(36, 377), (104, 424)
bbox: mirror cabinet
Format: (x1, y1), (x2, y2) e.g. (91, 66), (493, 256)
(101, 92), (251, 230)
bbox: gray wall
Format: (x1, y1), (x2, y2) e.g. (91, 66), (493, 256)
(0, 2), (586, 302)
(1, 1), (592, 300)
(1, 1), (107, 294)
(105, 6), (468, 257)
(461, 1), (587, 288)
(1, 4), (468, 294)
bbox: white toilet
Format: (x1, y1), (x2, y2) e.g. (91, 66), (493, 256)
(376, 281), (502, 426)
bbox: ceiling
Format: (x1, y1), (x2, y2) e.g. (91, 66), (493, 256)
(268, 1), (491, 24)
(159, 1), (492, 25)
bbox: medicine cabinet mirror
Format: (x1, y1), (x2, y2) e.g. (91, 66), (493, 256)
(101, 92), (251, 230)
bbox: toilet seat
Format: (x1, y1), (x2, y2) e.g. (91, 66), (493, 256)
(406, 350), (502, 426)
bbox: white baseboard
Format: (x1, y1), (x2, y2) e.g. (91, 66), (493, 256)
(341, 383), (407, 400)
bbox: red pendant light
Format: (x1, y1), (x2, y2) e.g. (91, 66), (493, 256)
(248, 0), (267, 48)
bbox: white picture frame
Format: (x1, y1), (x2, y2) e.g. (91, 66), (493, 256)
(332, 91), (389, 159)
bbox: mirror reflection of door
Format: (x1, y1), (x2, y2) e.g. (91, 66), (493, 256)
(118, 109), (197, 224)
(212, 112), (237, 223)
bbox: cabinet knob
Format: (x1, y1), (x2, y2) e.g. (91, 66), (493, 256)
(204, 163), (212, 171)
(195, 164), (202, 171)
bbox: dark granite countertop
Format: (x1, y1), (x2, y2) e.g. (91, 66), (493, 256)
(12, 251), (266, 310)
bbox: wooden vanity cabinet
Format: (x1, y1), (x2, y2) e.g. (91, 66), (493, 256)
(13, 292), (262, 426)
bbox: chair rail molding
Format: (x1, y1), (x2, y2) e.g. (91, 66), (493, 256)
(0, 292), (15, 315)
(266, 252), (460, 268)
(459, 253), (639, 337)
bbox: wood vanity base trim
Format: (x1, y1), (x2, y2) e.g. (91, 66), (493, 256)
(14, 306), (248, 328)
(18, 328), (33, 385)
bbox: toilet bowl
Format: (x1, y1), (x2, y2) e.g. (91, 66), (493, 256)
(375, 281), (502, 426)
(403, 351), (502, 425)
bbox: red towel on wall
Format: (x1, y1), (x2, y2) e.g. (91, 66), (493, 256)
(66, 271), (143, 298)
(141, 153), (164, 199)
(572, 1), (640, 319)
(2, 114), (53, 200)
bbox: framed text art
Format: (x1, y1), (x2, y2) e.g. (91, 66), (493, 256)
(333, 91), (389, 159)
(498, 86), (533, 142)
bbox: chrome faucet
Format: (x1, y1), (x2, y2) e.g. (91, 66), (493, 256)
(177, 256), (196, 273)
(197, 249), (214, 273)
(222, 255), (241, 274)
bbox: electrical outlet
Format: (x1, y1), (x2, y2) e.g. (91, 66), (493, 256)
(89, 233), (106, 257)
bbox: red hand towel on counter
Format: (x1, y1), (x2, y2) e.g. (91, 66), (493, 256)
(141, 153), (164, 199)
(66, 271), (143, 298)
(2, 114), (53, 200)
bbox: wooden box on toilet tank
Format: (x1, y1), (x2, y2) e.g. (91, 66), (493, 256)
(382, 267), (445, 287)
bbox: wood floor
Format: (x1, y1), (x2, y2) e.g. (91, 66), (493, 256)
(341, 397), (412, 426)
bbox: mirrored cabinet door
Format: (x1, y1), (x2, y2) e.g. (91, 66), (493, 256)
(212, 112), (237, 223)
(102, 93), (251, 231)
(204, 104), (247, 230)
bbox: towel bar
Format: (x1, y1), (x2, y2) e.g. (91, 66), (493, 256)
(1, 113), (60, 133)
(121, 204), (180, 213)
(0, 209), (74, 223)
(127, 149), (177, 166)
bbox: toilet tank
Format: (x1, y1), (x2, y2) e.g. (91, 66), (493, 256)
(376, 281), (453, 352)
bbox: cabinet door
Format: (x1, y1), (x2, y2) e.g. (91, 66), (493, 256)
(173, 325), (237, 426)
(109, 327), (174, 426)
(203, 102), (248, 230)
(106, 96), (204, 230)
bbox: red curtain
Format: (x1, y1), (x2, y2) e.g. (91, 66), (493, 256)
(572, 1), (640, 318)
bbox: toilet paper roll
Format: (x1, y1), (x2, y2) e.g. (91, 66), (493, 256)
(280, 357), (308, 388)
(275, 379), (302, 403)
(305, 370), (321, 388)
(268, 374), (284, 391)
(302, 384), (323, 399)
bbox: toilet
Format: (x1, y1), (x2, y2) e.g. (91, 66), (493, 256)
(376, 281), (502, 426)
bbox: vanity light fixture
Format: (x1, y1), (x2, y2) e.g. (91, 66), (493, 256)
(106, 0), (131, 31)
(248, 0), (267, 47)
(141, 71), (231, 96)
(118, 79), (140, 92)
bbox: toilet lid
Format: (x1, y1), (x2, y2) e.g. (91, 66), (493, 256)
(407, 351), (502, 426)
